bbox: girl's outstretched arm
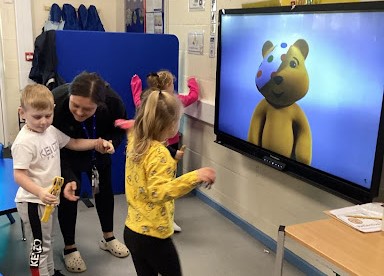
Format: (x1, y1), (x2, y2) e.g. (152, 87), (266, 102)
(178, 77), (199, 107)
(131, 74), (143, 108)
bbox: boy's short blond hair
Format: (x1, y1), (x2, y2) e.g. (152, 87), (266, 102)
(21, 84), (54, 110)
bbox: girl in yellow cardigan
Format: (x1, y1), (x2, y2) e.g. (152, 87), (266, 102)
(120, 88), (215, 276)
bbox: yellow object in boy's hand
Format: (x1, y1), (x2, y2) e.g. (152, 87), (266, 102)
(179, 145), (186, 152)
(41, 176), (64, 222)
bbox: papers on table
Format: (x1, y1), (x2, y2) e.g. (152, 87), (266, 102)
(327, 202), (383, 233)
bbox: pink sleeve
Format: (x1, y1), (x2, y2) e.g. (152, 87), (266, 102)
(178, 77), (199, 107)
(131, 74), (143, 107)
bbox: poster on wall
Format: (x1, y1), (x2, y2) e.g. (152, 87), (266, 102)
(125, 0), (145, 33)
(146, 12), (164, 34)
(153, 12), (164, 34)
(211, 0), (216, 11)
(188, 32), (204, 55)
(147, 0), (163, 12)
(189, 0), (205, 11)
(146, 0), (164, 34)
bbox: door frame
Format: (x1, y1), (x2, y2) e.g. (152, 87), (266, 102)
(0, 24), (7, 146)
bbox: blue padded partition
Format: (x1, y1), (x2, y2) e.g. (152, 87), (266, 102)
(55, 31), (179, 194)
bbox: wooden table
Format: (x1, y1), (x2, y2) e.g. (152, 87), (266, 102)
(274, 218), (384, 276)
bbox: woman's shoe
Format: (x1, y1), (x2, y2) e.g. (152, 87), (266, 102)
(99, 238), (130, 258)
(63, 251), (87, 273)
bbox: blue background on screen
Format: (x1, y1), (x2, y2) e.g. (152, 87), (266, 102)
(218, 12), (384, 188)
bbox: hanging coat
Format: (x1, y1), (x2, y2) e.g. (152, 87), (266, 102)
(62, 3), (80, 30)
(43, 3), (65, 32)
(29, 30), (65, 90)
(78, 4), (87, 30)
(86, 5), (105, 31)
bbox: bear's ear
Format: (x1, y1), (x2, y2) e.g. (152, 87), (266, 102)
(262, 41), (274, 58)
(293, 39), (309, 59)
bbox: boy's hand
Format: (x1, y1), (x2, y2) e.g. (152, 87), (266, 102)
(103, 139), (115, 154)
(95, 138), (115, 154)
(38, 186), (59, 205)
(63, 181), (80, 201)
(41, 177), (64, 222)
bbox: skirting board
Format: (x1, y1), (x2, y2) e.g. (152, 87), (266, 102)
(184, 99), (215, 125)
(193, 190), (326, 276)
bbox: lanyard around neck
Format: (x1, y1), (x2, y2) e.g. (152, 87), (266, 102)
(81, 114), (97, 162)
(81, 114), (96, 139)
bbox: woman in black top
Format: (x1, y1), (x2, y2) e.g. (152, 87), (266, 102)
(52, 72), (129, 273)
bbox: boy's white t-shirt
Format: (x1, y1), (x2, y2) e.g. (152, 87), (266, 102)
(12, 125), (71, 204)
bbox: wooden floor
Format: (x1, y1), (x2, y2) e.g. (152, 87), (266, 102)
(0, 194), (305, 276)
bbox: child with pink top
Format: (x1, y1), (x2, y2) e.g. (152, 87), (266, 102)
(131, 70), (199, 231)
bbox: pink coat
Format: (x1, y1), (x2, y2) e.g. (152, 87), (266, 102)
(130, 75), (199, 145)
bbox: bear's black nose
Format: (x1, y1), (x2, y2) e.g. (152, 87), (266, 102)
(273, 76), (283, 85)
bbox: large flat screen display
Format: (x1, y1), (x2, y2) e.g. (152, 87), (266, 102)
(215, 2), (384, 203)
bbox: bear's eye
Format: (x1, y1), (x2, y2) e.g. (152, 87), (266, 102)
(289, 57), (300, 68)
(290, 60), (297, 68)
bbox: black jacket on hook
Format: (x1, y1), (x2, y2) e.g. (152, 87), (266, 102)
(29, 30), (65, 90)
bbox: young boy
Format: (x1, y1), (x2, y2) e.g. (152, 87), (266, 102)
(12, 84), (114, 276)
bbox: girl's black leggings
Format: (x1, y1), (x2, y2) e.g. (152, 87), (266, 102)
(124, 226), (182, 276)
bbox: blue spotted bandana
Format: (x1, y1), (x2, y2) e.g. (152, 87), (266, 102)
(256, 42), (288, 89)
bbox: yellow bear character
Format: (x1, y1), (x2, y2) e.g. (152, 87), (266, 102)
(248, 39), (312, 165)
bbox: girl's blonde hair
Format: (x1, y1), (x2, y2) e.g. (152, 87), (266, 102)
(20, 84), (54, 110)
(146, 70), (175, 90)
(129, 88), (182, 162)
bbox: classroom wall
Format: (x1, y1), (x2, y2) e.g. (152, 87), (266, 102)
(167, 0), (377, 274)
(31, 0), (126, 37)
(0, 0), (20, 146)
(1, 0), (381, 274)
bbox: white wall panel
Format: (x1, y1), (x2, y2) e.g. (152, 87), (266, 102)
(14, 0), (34, 89)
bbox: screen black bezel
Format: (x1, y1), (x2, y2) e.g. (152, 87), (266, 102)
(214, 1), (384, 203)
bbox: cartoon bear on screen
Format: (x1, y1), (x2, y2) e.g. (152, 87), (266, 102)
(248, 39), (312, 165)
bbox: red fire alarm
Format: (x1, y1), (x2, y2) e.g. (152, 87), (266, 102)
(25, 52), (34, 61)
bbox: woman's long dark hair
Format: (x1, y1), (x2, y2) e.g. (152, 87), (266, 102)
(69, 71), (107, 106)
